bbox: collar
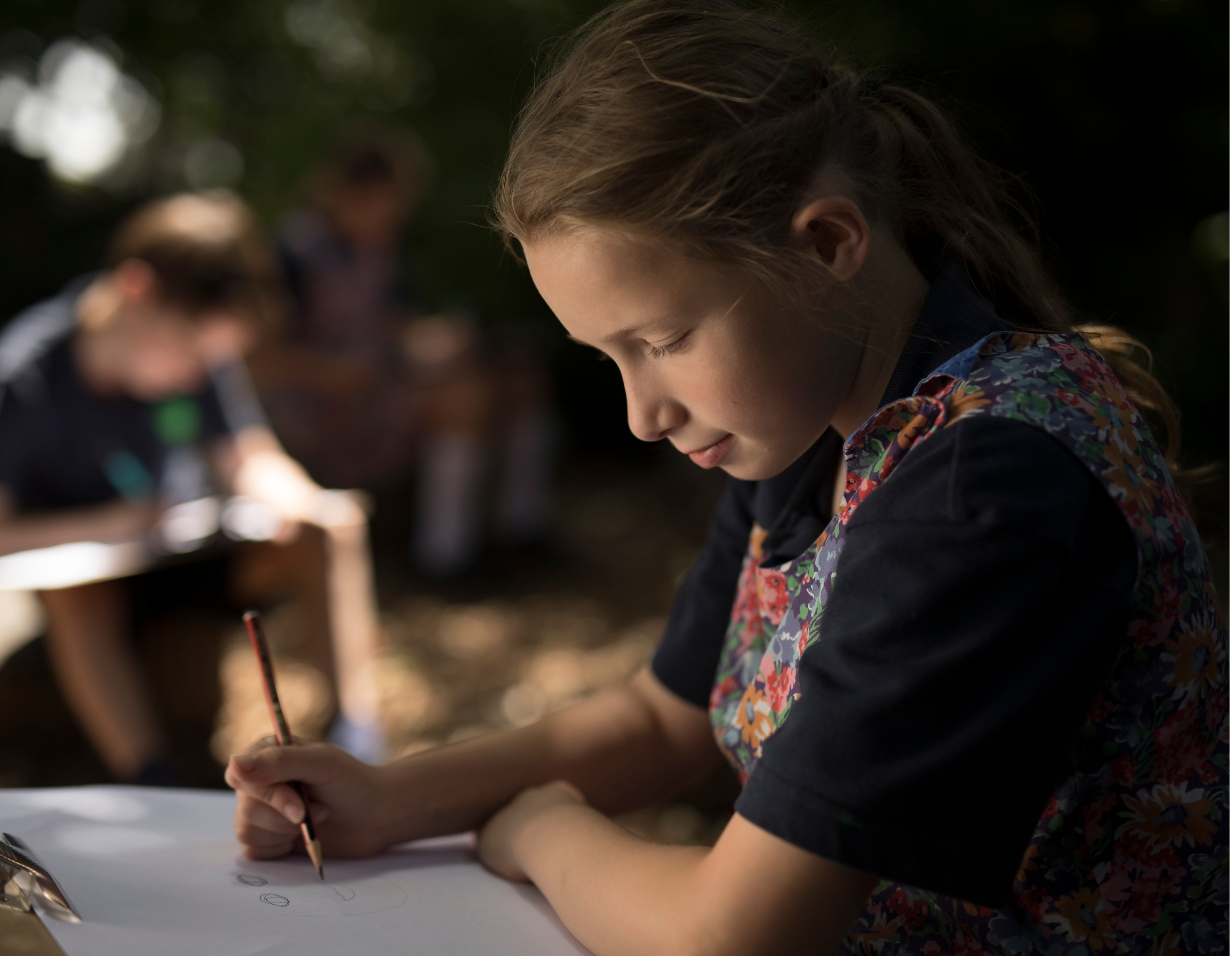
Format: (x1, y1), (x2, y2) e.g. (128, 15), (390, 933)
(878, 264), (1012, 407)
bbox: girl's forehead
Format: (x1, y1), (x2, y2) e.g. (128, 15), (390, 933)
(525, 228), (737, 299)
(525, 227), (660, 276)
(526, 231), (733, 340)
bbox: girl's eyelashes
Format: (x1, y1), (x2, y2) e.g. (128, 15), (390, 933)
(648, 330), (692, 359)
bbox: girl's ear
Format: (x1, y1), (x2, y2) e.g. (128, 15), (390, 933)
(791, 197), (871, 283)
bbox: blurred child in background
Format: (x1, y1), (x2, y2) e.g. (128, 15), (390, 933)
(0, 192), (386, 782)
(253, 128), (554, 579)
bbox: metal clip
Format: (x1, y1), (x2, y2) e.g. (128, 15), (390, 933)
(0, 834), (81, 923)
(0, 860), (34, 913)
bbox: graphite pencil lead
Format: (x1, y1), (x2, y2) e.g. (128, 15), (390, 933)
(306, 837), (324, 880)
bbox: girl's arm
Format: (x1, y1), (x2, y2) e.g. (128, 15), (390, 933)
(479, 784), (875, 956)
(226, 668), (722, 857)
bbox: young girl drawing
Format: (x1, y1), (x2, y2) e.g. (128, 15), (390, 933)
(227, 2), (1227, 952)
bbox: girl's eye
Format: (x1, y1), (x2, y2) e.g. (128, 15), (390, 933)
(648, 331), (691, 359)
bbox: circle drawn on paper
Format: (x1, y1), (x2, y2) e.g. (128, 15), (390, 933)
(243, 876), (405, 915)
(237, 875), (268, 886)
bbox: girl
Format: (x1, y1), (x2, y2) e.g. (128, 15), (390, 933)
(227, 2), (1227, 953)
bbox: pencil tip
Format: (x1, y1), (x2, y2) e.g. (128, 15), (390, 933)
(305, 837), (325, 880)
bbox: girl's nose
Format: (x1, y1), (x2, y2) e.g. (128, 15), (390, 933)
(623, 372), (685, 443)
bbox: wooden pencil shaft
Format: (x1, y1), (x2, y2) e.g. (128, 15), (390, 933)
(243, 610), (292, 745)
(291, 781), (317, 841)
(242, 609), (324, 879)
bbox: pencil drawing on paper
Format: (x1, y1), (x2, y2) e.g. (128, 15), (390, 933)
(230, 869), (405, 915)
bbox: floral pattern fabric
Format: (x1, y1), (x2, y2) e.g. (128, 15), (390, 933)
(707, 331), (1228, 954)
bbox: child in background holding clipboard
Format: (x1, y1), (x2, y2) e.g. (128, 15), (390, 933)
(227, 2), (1228, 952)
(0, 192), (387, 779)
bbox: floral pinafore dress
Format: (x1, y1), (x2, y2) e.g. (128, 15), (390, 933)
(708, 332), (1227, 954)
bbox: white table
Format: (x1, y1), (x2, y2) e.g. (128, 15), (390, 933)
(0, 786), (590, 956)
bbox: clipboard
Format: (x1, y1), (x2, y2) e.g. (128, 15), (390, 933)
(0, 786), (591, 956)
(0, 832), (78, 956)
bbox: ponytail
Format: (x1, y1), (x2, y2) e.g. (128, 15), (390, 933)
(495, 0), (1199, 489)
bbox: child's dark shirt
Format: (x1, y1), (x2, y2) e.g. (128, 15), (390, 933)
(0, 279), (264, 513)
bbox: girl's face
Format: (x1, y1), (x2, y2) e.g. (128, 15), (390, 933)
(525, 230), (863, 481)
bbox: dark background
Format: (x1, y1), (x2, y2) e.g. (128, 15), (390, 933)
(0, 0), (1226, 490)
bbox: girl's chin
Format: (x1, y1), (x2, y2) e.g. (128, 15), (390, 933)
(722, 443), (814, 482)
(720, 455), (779, 483)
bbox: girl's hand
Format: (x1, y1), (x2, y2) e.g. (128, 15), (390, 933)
(477, 782), (587, 882)
(225, 737), (391, 860)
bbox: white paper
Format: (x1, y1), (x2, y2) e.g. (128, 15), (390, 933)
(0, 786), (591, 956)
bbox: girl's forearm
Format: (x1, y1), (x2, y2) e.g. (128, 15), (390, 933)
(496, 800), (876, 956)
(516, 804), (709, 956)
(374, 673), (719, 845)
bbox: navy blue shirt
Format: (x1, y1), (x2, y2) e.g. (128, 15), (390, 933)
(0, 280), (263, 512)
(652, 269), (1137, 905)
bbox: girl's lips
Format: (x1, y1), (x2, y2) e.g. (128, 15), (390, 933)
(686, 434), (733, 469)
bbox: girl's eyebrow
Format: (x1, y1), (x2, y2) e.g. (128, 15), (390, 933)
(597, 314), (689, 345)
(565, 333), (608, 351)
(566, 309), (693, 347)
(566, 327), (638, 347)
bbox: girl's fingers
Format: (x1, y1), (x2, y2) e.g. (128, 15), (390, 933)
(227, 742), (345, 791)
(548, 780), (586, 803)
(234, 795), (330, 856)
(235, 795), (301, 843)
(228, 743), (347, 860)
(228, 771), (305, 825)
(228, 748), (309, 821)
(226, 751), (319, 821)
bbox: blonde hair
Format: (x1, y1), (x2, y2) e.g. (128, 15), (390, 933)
(496, 0), (1197, 485)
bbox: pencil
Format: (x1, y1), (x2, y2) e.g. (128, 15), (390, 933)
(242, 608), (325, 880)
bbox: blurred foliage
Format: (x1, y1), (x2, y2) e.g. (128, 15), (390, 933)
(0, 0), (1226, 464)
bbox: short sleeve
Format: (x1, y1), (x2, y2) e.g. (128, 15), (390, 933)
(735, 417), (1137, 906)
(652, 479), (755, 706)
